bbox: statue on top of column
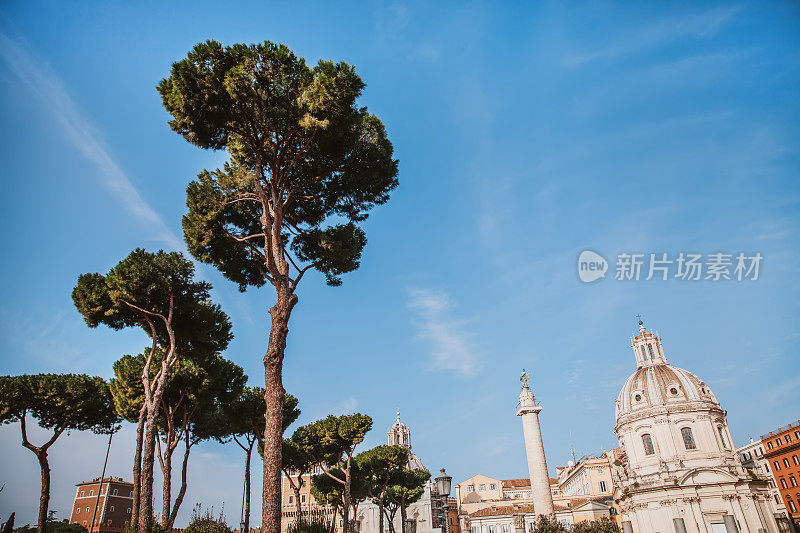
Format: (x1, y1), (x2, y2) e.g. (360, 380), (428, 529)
(520, 369), (530, 389)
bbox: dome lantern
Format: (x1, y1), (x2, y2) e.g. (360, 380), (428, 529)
(630, 319), (667, 368)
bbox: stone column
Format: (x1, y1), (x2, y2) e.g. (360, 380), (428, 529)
(516, 385), (555, 516)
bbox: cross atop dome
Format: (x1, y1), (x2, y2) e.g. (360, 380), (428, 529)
(630, 319), (668, 368)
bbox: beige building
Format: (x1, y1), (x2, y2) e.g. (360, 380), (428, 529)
(556, 452), (614, 499)
(612, 321), (779, 533)
(737, 438), (792, 530)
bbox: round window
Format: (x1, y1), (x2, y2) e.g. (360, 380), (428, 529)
(670, 387), (678, 395)
(635, 394), (642, 402)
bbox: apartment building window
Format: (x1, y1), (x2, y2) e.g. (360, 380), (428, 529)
(681, 427), (697, 450)
(467, 485), (475, 493)
(479, 484), (486, 491)
(642, 433), (655, 455)
(110, 506), (115, 512)
(788, 499), (797, 514)
(775, 461), (781, 471)
(777, 438), (783, 446)
(794, 455), (799, 466)
(489, 484), (497, 490)
(80, 491), (85, 497)
(781, 479), (788, 489)
(787, 434), (793, 443)
(795, 431), (800, 440)
(86, 508), (90, 513)
(75, 508), (80, 514)
(113, 489), (118, 495)
(775, 494), (782, 505)
(89, 490), (94, 496)
(301, 495), (306, 503)
(790, 476), (797, 488)
(785, 459), (791, 468)
(599, 481), (607, 492)
(127, 509), (131, 514)
(82, 522), (87, 526)
(288, 495), (293, 504)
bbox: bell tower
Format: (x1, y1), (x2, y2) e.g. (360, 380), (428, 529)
(388, 410), (412, 450)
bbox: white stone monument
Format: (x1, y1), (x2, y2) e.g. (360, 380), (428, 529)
(516, 369), (555, 517)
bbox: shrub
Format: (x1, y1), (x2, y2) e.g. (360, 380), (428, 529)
(286, 519), (336, 533)
(183, 505), (231, 533)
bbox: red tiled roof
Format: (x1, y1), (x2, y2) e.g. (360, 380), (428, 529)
(500, 478), (558, 488)
(469, 503), (569, 518)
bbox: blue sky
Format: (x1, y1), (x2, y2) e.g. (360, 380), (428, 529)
(1, 0), (799, 527)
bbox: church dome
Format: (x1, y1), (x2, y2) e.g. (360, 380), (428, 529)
(614, 321), (720, 423)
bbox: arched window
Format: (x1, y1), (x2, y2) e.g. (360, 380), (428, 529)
(647, 344), (655, 358)
(718, 427), (728, 449)
(642, 433), (655, 455)
(640, 346), (647, 360)
(681, 427), (697, 450)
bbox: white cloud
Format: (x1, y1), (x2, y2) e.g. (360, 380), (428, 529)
(0, 31), (181, 249)
(564, 5), (742, 68)
(407, 288), (482, 376)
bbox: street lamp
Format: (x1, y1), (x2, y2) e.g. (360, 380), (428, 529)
(435, 469), (452, 533)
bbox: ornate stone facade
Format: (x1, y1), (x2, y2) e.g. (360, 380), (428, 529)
(612, 321), (779, 533)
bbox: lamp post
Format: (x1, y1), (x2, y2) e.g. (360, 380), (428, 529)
(435, 469), (452, 533)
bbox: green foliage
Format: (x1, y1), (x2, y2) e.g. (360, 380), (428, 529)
(570, 518), (620, 533)
(158, 40), (398, 289)
(183, 505), (231, 533)
(14, 520), (87, 533)
(72, 248), (232, 356)
(384, 468), (430, 508)
(225, 388), (300, 444)
(293, 413), (373, 465)
(286, 519), (335, 533)
(310, 463), (369, 508)
(529, 516), (567, 533)
(0, 374), (119, 433)
(355, 445), (409, 503)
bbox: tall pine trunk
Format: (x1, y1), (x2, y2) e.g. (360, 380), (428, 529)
(342, 458), (352, 533)
(35, 450), (50, 533)
(161, 436), (173, 527)
(140, 409), (159, 532)
(399, 498), (407, 533)
(131, 407), (146, 523)
(262, 290), (296, 533)
(168, 435), (191, 529)
(293, 484), (302, 522)
(243, 442), (252, 533)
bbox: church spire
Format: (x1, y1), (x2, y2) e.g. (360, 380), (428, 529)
(388, 409), (411, 450)
(631, 318), (668, 368)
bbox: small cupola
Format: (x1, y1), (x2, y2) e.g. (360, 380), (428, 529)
(631, 319), (668, 368)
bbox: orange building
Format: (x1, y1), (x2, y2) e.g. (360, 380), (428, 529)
(763, 420), (800, 529)
(69, 476), (134, 533)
